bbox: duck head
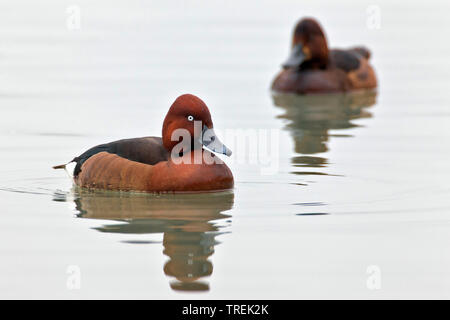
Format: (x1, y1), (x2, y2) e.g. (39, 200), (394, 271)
(282, 18), (329, 70)
(162, 94), (232, 157)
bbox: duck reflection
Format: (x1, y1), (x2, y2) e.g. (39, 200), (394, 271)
(272, 90), (377, 174)
(72, 189), (234, 292)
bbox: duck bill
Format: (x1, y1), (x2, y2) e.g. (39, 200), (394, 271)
(282, 43), (305, 69)
(202, 126), (232, 156)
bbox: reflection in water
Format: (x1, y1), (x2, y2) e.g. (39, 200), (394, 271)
(272, 90), (377, 175)
(72, 189), (234, 292)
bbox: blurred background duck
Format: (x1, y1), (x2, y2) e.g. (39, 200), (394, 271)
(272, 18), (377, 94)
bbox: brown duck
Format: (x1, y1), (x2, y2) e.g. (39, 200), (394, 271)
(53, 94), (234, 193)
(272, 18), (377, 94)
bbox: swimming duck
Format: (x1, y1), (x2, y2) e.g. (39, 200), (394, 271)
(272, 18), (377, 94)
(53, 94), (234, 193)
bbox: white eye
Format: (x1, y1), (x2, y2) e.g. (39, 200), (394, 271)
(187, 115), (194, 121)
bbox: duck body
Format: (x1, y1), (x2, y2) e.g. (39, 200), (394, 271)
(272, 18), (377, 94)
(272, 63), (349, 94)
(55, 94), (234, 193)
(74, 148), (233, 193)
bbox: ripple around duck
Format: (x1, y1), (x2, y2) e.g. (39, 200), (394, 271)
(293, 202), (326, 206)
(0, 174), (235, 293)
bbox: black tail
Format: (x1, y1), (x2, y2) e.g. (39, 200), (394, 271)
(52, 163), (67, 170)
(53, 158), (76, 170)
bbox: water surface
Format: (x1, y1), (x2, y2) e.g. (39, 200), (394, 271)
(1, 0), (450, 299)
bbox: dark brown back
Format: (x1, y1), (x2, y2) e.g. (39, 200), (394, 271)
(72, 137), (169, 177)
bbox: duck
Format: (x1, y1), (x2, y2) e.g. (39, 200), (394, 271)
(272, 18), (377, 94)
(53, 94), (234, 193)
